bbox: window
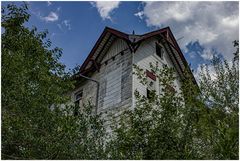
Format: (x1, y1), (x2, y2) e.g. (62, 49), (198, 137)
(156, 43), (164, 59)
(147, 88), (151, 99)
(146, 70), (156, 99)
(75, 90), (83, 101)
(74, 90), (83, 116)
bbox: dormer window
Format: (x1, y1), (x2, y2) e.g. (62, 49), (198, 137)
(156, 43), (164, 59)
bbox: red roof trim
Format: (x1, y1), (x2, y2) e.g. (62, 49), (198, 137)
(79, 28), (108, 72)
(139, 27), (169, 42)
(167, 27), (198, 85)
(80, 27), (171, 73)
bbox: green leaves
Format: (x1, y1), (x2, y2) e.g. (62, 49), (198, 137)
(2, 2), (238, 160)
(107, 64), (189, 159)
(1, 3), (105, 160)
(107, 42), (239, 159)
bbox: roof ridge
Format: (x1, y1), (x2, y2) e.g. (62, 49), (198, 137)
(105, 26), (170, 37)
(105, 26), (129, 36)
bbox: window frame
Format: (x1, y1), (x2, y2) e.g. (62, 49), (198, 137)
(155, 42), (164, 60)
(74, 90), (83, 116)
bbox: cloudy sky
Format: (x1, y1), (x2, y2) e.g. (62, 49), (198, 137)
(2, 1), (239, 75)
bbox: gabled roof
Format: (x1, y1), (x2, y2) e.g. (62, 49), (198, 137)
(79, 27), (130, 73)
(78, 26), (197, 85)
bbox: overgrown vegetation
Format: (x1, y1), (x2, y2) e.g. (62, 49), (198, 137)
(2, 3), (239, 160)
(107, 48), (239, 159)
(2, 3), (105, 159)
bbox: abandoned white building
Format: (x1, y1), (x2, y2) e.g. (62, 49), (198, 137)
(72, 26), (196, 117)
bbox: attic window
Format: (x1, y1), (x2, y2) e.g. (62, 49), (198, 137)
(156, 43), (164, 59)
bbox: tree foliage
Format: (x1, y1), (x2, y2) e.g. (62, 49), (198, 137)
(106, 42), (239, 159)
(106, 65), (201, 159)
(1, 3), (239, 160)
(2, 3), (105, 159)
(196, 41), (239, 159)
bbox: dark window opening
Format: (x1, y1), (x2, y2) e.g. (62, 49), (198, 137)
(74, 101), (79, 116)
(120, 51), (124, 56)
(112, 56), (115, 61)
(74, 90), (83, 116)
(105, 60), (108, 65)
(147, 88), (156, 99)
(156, 43), (164, 59)
(75, 90), (83, 101)
(147, 88), (151, 99)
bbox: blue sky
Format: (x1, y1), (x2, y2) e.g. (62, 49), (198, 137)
(2, 1), (239, 76)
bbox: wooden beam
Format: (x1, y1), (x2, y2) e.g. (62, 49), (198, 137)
(95, 34), (114, 63)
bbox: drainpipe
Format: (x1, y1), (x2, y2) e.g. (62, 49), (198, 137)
(79, 73), (99, 115)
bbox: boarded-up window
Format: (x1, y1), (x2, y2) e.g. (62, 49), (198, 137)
(103, 66), (122, 108)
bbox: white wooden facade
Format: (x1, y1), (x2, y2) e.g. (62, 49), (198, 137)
(71, 27), (195, 116)
(132, 37), (182, 107)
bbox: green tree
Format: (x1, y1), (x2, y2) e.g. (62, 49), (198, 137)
(196, 41), (239, 159)
(106, 64), (200, 159)
(2, 3), (106, 159)
(106, 42), (239, 159)
(2, 2), (238, 160)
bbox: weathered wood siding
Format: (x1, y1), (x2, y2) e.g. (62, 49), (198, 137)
(101, 38), (128, 62)
(132, 37), (182, 106)
(71, 37), (183, 118)
(72, 38), (132, 117)
(98, 38), (132, 114)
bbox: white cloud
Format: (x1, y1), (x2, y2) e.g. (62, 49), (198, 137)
(188, 51), (196, 59)
(57, 7), (61, 12)
(135, 2), (239, 61)
(41, 11), (59, 22)
(47, 1), (52, 6)
(63, 20), (71, 30)
(201, 48), (214, 61)
(57, 20), (71, 31)
(134, 11), (144, 19)
(91, 1), (121, 20)
(194, 64), (217, 83)
(221, 15), (239, 29)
